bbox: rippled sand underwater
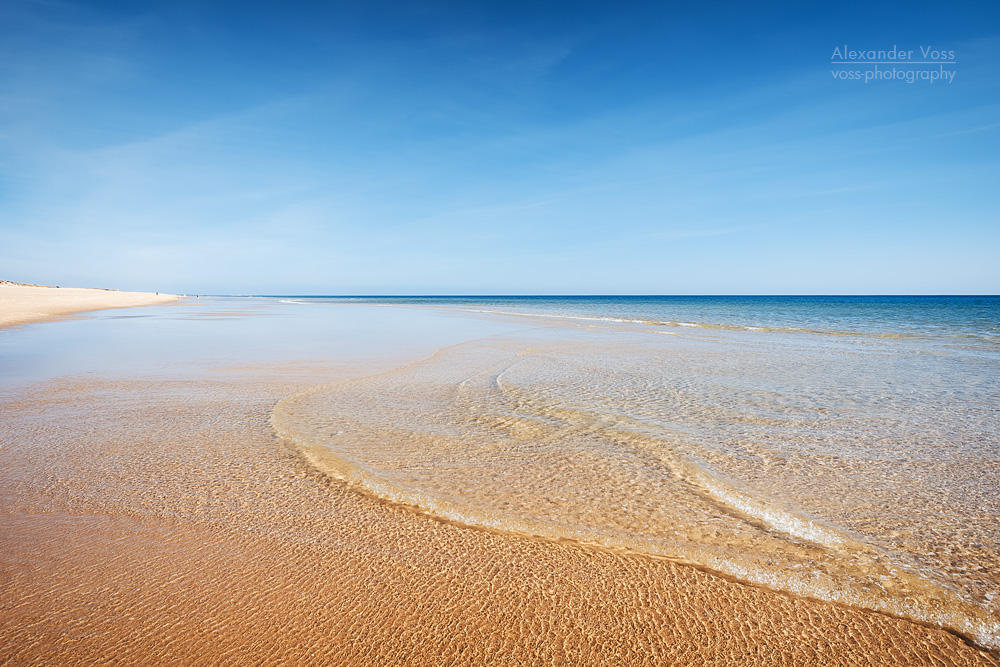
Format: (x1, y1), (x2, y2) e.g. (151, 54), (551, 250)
(274, 319), (1000, 648)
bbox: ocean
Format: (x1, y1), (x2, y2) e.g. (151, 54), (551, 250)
(271, 295), (1000, 647)
(3, 294), (997, 649)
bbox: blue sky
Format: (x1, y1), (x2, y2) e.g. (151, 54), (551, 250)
(1, 0), (998, 294)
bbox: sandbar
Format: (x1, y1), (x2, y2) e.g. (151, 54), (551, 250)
(0, 281), (179, 328)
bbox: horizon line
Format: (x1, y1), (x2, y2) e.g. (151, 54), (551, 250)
(199, 293), (1000, 298)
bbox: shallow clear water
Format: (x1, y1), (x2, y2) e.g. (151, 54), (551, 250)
(272, 295), (1000, 647)
(4, 295), (998, 648)
(0, 297), (521, 387)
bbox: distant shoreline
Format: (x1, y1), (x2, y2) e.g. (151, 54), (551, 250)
(0, 282), (180, 328)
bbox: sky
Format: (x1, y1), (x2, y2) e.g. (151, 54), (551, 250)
(1, 0), (998, 295)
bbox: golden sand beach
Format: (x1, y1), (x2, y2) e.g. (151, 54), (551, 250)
(0, 281), (179, 329)
(0, 295), (997, 666)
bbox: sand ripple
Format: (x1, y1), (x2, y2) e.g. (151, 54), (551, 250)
(2, 377), (998, 665)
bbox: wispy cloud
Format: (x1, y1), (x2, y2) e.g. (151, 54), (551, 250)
(2, 1), (998, 293)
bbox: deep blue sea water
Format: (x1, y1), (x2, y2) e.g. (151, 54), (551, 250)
(266, 295), (1000, 343)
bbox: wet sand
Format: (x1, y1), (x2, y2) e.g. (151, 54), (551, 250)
(0, 282), (179, 328)
(2, 370), (999, 665)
